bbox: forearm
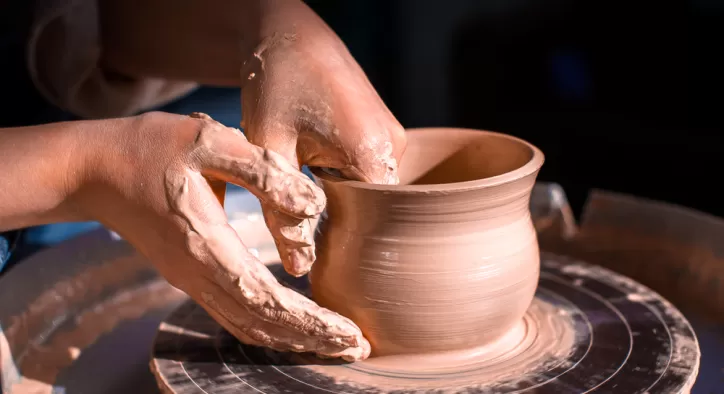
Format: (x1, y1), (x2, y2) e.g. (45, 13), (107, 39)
(99, 0), (331, 86)
(0, 122), (98, 230)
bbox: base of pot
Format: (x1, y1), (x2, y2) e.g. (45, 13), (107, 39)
(151, 253), (699, 393)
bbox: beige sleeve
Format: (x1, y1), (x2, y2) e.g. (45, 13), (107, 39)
(27, 0), (199, 119)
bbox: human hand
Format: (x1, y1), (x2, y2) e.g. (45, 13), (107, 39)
(99, 0), (406, 277)
(240, 26), (407, 277)
(73, 112), (370, 361)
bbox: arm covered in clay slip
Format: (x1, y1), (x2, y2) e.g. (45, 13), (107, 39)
(97, 0), (407, 277)
(0, 112), (370, 361)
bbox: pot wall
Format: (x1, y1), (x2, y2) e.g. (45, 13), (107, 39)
(310, 128), (544, 356)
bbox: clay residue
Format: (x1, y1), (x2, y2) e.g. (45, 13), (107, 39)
(310, 128), (544, 357)
(163, 131), (371, 362)
(281, 298), (575, 392)
(549, 254), (701, 391)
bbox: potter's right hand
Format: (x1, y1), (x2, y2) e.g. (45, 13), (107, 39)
(71, 112), (371, 361)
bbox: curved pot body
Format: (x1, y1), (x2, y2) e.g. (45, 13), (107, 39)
(310, 128), (544, 356)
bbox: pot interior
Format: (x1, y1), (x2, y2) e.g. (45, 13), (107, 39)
(398, 129), (535, 185)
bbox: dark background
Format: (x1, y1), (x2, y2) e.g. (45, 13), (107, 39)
(307, 0), (721, 218)
(2, 0), (721, 218)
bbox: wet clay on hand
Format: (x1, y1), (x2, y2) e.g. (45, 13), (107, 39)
(239, 27), (407, 278)
(100, 0), (408, 279)
(73, 112), (370, 361)
(310, 128), (544, 356)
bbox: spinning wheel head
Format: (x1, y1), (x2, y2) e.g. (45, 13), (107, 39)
(151, 253), (700, 393)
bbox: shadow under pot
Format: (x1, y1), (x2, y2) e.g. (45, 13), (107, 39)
(310, 128), (545, 357)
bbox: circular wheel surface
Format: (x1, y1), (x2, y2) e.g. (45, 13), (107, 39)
(151, 253), (700, 393)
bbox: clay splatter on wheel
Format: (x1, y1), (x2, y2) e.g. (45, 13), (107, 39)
(151, 253), (700, 394)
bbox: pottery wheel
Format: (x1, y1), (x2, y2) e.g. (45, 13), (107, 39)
(150, 253), (699, 394)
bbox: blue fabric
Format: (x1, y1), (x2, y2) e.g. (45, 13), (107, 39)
(0, 231), (21, 272)
(23, 222), (102, 246)
(0, 234), (9, 269)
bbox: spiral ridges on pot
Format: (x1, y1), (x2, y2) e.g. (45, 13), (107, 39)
(310, 128), (544, 356)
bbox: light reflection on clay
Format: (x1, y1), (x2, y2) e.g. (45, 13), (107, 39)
(283, 298), (575, 392)
(310, 128), (546, 358)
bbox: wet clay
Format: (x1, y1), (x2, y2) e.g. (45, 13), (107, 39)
(128, 112), (369, 362)
(310, 128), (545, 356)
(283, 298), (575, 392)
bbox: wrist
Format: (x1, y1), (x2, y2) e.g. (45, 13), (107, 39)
(0, 121), (96, 230)
(247, 0), (328, 38)
(68, 115), (151, 223)
(241, 0), (343, 62)
(42, 120), (104, 224)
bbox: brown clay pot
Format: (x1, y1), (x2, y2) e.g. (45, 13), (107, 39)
(310, 128), (545, 357)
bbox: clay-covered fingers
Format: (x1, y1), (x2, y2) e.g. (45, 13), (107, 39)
(207, 237), (368, 358)
(169, 169), (369, 361)
(328, 124), (405, 186)
(196, 274), (370, 361)
(189, 116), (325, 219)
(188, 116), (321, 276)
(233, 126), (319, 276)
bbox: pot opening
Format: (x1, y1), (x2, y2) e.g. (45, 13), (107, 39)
(397, 129), (536, 185)
(313, 128), (542, 191)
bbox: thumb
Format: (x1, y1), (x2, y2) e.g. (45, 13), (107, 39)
(297, 118), (406, 186)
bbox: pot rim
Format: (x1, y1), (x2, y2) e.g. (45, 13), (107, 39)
(310, 127), (545, 193)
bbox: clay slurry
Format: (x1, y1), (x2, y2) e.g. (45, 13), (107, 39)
(151, 254), (700, 393)
(310, 128), (544, 357)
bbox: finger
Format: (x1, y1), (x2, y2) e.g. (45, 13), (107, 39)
(224, 258), (369, 352)
(292, 97), (407, 186)
(262, 204), (317, 277)
(199, 299), (263, 347)
(169, 170), (369, 360)
(217, 270), (371, 361)
(242, 117), (320, 277)
(300, 130), (401, 186)
(216, 255), (372, 360)
(188, 113), (325, 219)
(197, 278), (369, 361)
(195, 281), (300, 352)
(332, 126), (405, 186)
